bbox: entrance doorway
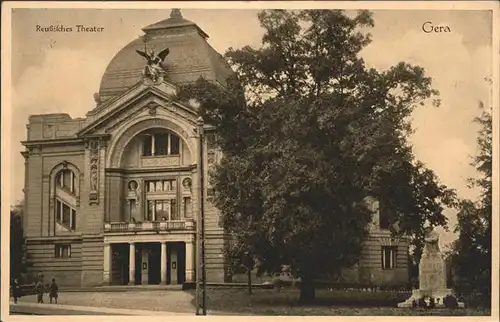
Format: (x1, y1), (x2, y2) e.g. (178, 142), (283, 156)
(148, 243), (161, 284)
(109, 242), (187, 285)
(111, 243), (130, 285)
(167, 242), (186, 284)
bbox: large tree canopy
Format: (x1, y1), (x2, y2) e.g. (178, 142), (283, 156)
(450, 99), (492, 305)
(177, 9), (455, 301)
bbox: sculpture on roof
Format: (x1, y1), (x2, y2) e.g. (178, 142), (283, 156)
(136, 46), (170, 82)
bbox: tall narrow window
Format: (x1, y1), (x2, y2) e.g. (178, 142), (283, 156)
(56, 200), (62, 221)
(147, 200), (154, 221)
(171, 199), (178, 220)
(62, 204), (71, 226)
(143, 135), (153, 156)
(70, 172), (75, 193)
(163, 180), (170, 191)
(381, 246), (397, 270)
(170, 134), (180, 155)
(71, 209), (76, 230)
(155, 133), (169, 155)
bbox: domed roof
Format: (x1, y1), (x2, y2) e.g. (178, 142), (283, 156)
(98, 9), (233, 103)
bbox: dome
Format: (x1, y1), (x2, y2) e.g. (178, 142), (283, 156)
(98, 9), (233, 103)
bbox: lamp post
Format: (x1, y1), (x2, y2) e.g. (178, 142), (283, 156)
(196, 116), (207, 315)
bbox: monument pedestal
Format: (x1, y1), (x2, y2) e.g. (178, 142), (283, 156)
(397, 288), (465, 308)
(398, 226), (465, 309)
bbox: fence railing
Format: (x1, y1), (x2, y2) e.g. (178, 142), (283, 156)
(104, 220), (195, 232)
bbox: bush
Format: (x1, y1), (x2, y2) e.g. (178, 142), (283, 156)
(443, 295), (458, 308)
(416, 296), (435, 308)
(462, 293), (490, 308)
(417, 297), (427, 307)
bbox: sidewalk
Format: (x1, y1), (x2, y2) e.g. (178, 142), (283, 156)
(9, 301), (194, 316)
(58, 284), (183, 292)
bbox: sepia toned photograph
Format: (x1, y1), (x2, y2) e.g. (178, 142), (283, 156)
(3, 1), (498, 318)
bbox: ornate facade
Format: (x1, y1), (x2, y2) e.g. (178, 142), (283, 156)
(21, 10), (409, 287)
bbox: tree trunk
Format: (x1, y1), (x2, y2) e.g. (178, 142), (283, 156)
(299, 275), (315, 303)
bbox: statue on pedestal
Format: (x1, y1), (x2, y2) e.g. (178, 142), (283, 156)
(398, 220), (464, 308)
(136, 46), (170, 83)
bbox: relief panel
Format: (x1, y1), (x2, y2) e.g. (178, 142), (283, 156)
(141, 156), (180, 168)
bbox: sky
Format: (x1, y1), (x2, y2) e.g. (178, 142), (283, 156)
(9, 7), (493, 247)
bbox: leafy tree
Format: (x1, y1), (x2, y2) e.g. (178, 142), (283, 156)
(450, 100), (492, 305)
(178, 9), (454, 302)
(10, 202), (26, 283)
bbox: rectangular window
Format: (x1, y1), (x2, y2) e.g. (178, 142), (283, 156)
(155, 133), (169, 156)
(62, 172), (71, 191)
(71, 209), (76, 230)
(381, 246), (397, 270)
(143, 135), (153, 156)
(58, 173), (64, 187)
(147, 200), (154, 221)
(56, 200), (62, 221)
(71, 172), (75, 193)
(155, 200), (169, 221)
(170, 134), (180, 155)
(171, 199), (178, 220)
(55, 244), (71, 258)
(62, 204), (71, 226)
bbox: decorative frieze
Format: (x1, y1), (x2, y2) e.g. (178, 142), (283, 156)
(141, 156), (180, 168)
(87, 139), (100, 205)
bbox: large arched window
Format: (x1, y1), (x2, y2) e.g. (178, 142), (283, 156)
(54, 168), (79, 232)
(142, 131), (180, 157)
(56, 169), (76, 193)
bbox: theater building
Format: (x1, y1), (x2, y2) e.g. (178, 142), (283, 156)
(21, 10), (409, 287)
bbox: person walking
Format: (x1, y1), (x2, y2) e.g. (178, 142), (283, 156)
(12, 278), (21, 304)
(49, 278), (59, 304)
(34, 279), (44, 303)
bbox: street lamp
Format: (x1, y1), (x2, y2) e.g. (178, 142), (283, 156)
(196, 116), (207, 315)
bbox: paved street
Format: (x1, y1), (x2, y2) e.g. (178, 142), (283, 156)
(11, 290), (196, 314)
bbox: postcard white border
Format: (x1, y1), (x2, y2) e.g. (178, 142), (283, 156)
(2, 1), (499, 322)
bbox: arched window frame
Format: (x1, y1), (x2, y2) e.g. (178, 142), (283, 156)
(142, 131), (181, 157)
(49, 162), (82, 234)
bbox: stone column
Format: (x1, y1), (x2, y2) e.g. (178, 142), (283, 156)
(129, 242), (135, 285)
(103, 243), (111, 285)
(161, 242), (168, 284)
(185, 239), (195, 282)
